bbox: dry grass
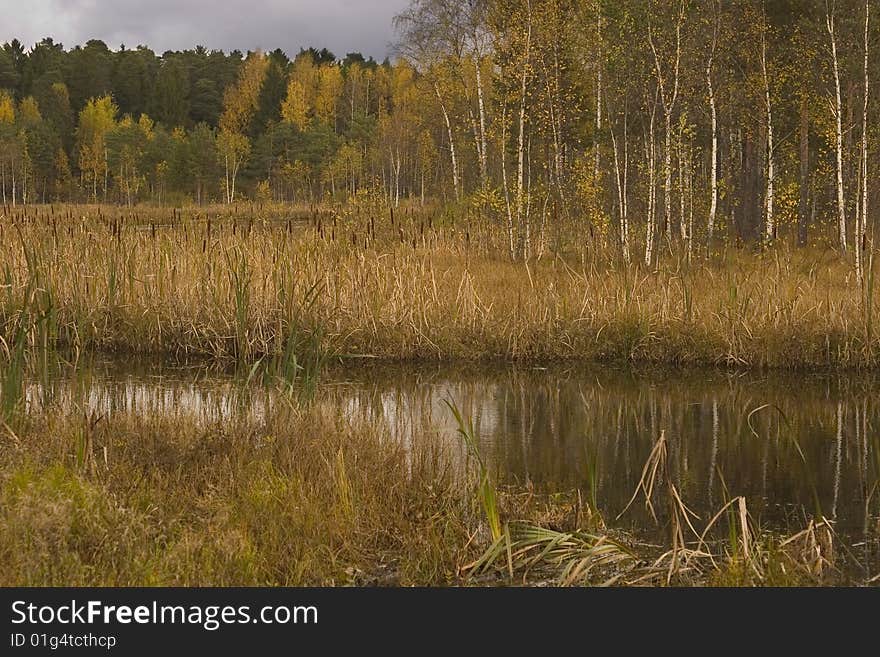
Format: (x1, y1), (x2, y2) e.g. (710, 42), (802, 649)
(1, 203), (877, 587)
(0, 403), (475, 586)
(0, 400), (872, 586)
(0, 203), (878, 368)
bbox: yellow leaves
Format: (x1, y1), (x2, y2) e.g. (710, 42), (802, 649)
(137, 113), (155, 137)
(76, 95), (118, 189)
(79, 96), (118, 137)
(255, 179), (271, 201)
(217, 129), (250, 161)
(0, 90), (15, 125)
(281, 159), (311, 183)
(18, 97), (42, 125)
(416, 129), (437, 173)
(315, 65), (343, 127)
(220, 52), (269, 134)
(50, 82), (70, 103)
(281, 79), (311, 130)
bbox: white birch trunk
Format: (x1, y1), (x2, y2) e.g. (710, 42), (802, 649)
(645, 96), (658, 266)
(475, 62), (489, 188)
(762, 3), (775, 243)
(828, 7), (848, 251)
(434, 82), (460, 201)
(515, 0), (533, 260)
(648, 2), (682, 244)
(707, 4), (719, 246)
(501, 103), (516, 260)
(858, 0), (870, 282)
(610, 105), (629, 263)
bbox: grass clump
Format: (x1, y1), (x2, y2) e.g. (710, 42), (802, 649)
(0, 405), (473, 586)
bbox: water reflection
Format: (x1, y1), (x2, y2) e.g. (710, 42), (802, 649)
(340, 367), (878, 533)
(20, 359), (880, 560)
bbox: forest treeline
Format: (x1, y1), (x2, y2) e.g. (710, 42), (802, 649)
(0, 0), (877, 261)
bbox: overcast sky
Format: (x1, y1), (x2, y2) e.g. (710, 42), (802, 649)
(0, 0), (410, 60)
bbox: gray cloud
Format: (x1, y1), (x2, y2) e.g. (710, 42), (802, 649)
(1, 0), (410, 59)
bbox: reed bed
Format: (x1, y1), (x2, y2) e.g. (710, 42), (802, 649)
(0, 203), (878, 368)
(1, 398), (873, 586)
(0, 403), (473, 586)
(1, 204), (877, 586)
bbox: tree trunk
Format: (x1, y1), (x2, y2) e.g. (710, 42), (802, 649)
(501, 102), (516, 260)
(706, 2), (719, 249)
(475, 62), (489, 189)
(225, 153), (231, 204)
(678, 122), (687, 241)
(648, 2), (682, 245)
(610, 104), (629, 263)
(828, 8), (848, 251)
(515, 0), (532, 260)
(761, 5), (775, 243)
(707, 51), (718, 247)
(858, 0), (870, 283)
(663, 113), (673, 241)
(645, 96), (658, 266)
(434, 82), (459, 201)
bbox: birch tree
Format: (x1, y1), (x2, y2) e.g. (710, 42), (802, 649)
(218, 52), (267, 203)
(761, 0), (775, 244)
(394, 2), (466, 200)
(857, 0), (869, 283)
(647, 0), (685, 243)
(826, 1), (847, 251)
(706, 0), (719, 247)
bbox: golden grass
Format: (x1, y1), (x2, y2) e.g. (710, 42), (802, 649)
(0, 401), (872, 586)
(0, 203), (877, 368)
(0, 403), (474, 586)
(1, 203), (877, 586)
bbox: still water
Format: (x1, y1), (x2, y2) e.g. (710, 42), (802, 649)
(23, 359), (880, 564)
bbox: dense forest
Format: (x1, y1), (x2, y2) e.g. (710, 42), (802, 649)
(0, 0), (877, 260)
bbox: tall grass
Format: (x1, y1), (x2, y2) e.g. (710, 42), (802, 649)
(445, 398), (501, 543)
(0, 204), (878, 368)
(0, 404), (472, 586)
(0, 390), (872, 586)
(1, 203), (877, 586)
